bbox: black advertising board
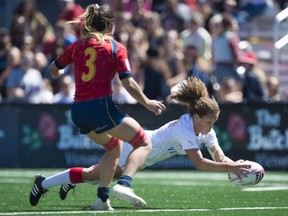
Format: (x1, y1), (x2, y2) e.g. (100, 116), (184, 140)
(0, 106), (18, 167)
(215, 103), (288, 170)
(0, 103), (287, 170)
(17, 104), (105, 168)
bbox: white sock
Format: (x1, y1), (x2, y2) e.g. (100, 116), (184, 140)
(42, 169), (71, 189)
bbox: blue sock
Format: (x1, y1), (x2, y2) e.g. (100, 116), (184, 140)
(117, 175), (132, 187)
(97, 187), (110, 202)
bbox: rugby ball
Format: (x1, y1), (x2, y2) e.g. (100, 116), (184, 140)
(228, 161), (265, 187)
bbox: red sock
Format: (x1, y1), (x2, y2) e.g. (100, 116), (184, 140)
(69, 167), (84, 184)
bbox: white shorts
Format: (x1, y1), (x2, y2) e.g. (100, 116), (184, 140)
(118, 130), (154, 170)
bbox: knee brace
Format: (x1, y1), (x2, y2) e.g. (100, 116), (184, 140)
(103, 137), (120, 150)
(128, 128), (147, 148)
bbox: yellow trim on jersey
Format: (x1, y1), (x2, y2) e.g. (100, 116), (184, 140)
(105, 98), (117, 127)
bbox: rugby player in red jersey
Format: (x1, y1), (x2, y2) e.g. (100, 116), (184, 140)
(29, 3), (165, 211)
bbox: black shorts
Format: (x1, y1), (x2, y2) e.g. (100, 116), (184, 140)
(71, 96), (126, 134)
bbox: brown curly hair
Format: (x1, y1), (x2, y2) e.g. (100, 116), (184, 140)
(170, 76), (220, 117)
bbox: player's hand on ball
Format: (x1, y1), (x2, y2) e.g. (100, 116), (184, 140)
(234, 159), (245, 164)
(145, 100), (166, 116)
(229, 162), (251, 179)
(228, 161), (265, 187)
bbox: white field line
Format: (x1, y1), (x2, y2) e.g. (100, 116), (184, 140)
(242, 186), (288, 191)
(0, 206), (288, 215)
(1, 170), (287, 181)
(0, 178), (286, 189)
(1, 179), (285, 188)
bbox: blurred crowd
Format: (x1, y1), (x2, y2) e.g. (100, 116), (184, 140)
(0, 0), (287, 105)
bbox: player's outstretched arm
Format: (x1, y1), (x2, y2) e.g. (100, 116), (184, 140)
(185, 149), (250, 176)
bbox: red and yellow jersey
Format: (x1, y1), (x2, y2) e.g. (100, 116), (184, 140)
(55, 38), (132, 102)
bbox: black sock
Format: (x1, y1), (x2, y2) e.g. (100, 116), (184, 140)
(117, 175), (132, 187)
(97, 187), (110, 202)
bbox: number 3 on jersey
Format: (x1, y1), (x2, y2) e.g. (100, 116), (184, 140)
(81, 47), (97, 82)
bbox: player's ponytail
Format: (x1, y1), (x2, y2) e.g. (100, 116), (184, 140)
(170, 76), (219, 117)
(68, 4), (115, 43)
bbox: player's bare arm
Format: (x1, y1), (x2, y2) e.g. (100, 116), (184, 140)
(208, 144), (234, 163)
(185, 149), (250, 176)
(48, 62), (65, 79)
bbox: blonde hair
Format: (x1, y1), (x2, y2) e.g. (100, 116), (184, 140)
(68, 4), (114, 43)
(170, 76), (220, 117)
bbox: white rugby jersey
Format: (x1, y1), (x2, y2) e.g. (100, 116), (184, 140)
(119, 114), (219, 170)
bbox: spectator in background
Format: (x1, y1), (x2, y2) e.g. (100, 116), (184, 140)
(143, 47), (171, 101)
(238, 40), (254, 55)
(124, 0), (152, 13)
(22, 35), (35, 53)
(48, 20), (77, 62)
(282, 88), (288, 102)
(145, 12), (165, 52)
(166, 44), (212, 94)
(102, 0), (124, 12)
(126, 27), (149, 87)
(6, 51), (53, 103)
(198, 1), (215, 33)
(159, 29), (186, 89)
(43, 20), (77, 93)
(266, 75), (281, 103)
(151, 0), (166, 13)
(239, 52), (268, 103)
(113, 11), (134, 48)
(46, 20), (77, 57)
(46, 20), (77, 60)
(58, 0), (84, 21)
(175, 0), (193, 23)
(127, 27), (149, 64)
(34, 52), (48, 75)
(127, 0), (151, 28)
(10, 0), (55, 53)
(0, 28), (22, 101)
(218, 77), (243, 103)
(57, 0), (84, 38)
(211, 0), (227, 13)
(211, 0), (237, 14)
(160, 0), (185, 32)
(21, 35), (48, 75)
(185, 45), (214, 96)
(9, 15), (25, 50)
(209, 14), (241, 85)
(224, 0), (238, 14)
(235, 0), (271, 25)
(43, 36), (68, 93)
(53, 75), (74, 104)
(42, 78), (55, 104)
(180, 11), (212, 62)
(112, 75), (137, 104)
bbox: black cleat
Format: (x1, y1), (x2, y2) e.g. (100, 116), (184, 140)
(29, 174), (48, 206)
(59, 184), (76, 200)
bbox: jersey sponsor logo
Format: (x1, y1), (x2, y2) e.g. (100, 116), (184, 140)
(168, 147), (177, 154)
(94, 125), (108, 132)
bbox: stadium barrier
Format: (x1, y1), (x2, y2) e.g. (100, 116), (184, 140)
(0, 103), (288, 170)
